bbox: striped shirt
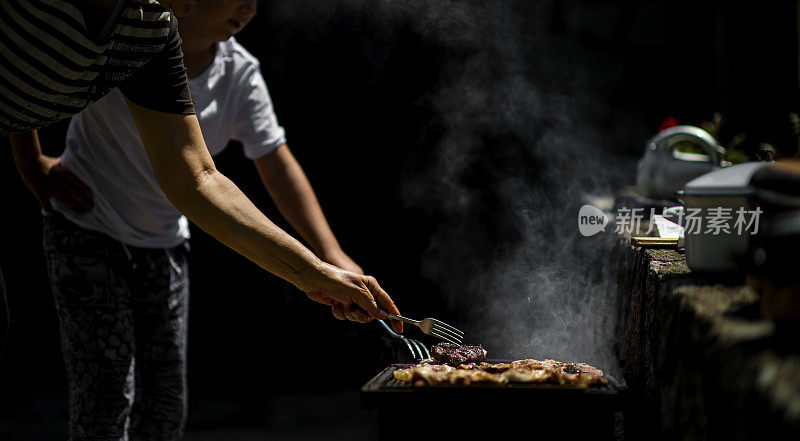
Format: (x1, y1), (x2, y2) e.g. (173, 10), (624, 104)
(0, 0), (194, 135)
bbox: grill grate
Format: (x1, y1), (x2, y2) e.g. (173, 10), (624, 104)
(362, 362), (625, 396)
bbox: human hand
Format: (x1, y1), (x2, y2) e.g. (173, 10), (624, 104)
(319, 248), (369, 326)
(304, 262), (403, 333)
(17, 155), (93, 215)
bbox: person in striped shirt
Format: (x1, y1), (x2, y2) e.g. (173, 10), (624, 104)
(3, 4), (402, 324)
(4, 1), (404, 438)
(13, 0), (390, 438)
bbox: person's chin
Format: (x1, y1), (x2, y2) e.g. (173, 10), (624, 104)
(226, 25), (242, 37)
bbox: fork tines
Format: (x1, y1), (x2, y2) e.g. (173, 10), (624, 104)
(430, 319), (464, 345)
(386, 312), (466, 346)
(403, 336), (430, 360)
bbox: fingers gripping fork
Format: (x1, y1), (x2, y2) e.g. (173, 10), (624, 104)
(384, 313), (464, 345)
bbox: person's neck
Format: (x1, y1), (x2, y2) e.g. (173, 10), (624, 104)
(180, 35), (218, 78)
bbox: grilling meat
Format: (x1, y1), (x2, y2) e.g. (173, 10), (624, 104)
(431, 343), (487, 365)
(393, 357), (608, 388)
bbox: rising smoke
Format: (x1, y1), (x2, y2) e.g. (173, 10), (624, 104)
(397, 0), (638, 373)
(271, 0), (649, 374)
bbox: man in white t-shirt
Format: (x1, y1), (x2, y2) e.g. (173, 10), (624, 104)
(16, 1), (378, 440)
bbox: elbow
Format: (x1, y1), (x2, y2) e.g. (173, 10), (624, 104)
(156, 162), (219, 211)
(194, 163), (218, 189)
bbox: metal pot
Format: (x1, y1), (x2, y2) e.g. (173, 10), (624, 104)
(636, 125), (726, 200)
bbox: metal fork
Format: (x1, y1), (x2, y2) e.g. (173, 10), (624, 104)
(377, 320), (430, 360)
(385, 313), (464, 345)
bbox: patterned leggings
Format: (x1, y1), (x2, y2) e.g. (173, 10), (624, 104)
(43, 215), (189, 441)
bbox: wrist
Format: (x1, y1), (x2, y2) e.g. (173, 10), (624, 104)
(22, 154), (56, 173)
(291, 254), (331, 293)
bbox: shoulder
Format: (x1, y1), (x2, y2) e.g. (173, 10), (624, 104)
(131, 0), (170, 12)
(127, 0), (173, 23)
(225, 38), (260, 66)
(121, 0), (175, 43)
(220, 38), (262, 77)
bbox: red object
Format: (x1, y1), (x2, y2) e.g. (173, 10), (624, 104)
(658, 116), (678, 131)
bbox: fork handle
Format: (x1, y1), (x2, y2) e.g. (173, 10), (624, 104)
(384, 313), (421, 326)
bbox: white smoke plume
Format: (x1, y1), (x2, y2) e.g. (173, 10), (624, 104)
(270, 0), (650, 374)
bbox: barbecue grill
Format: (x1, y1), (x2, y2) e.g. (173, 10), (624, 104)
(361, 361), (626, 440)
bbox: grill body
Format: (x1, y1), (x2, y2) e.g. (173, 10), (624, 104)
(361, 363), (626, 440)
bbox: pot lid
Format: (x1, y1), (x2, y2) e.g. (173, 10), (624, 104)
(682, 162), (767, 196)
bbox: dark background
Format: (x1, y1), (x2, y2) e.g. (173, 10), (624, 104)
(1, 0), (798, 439)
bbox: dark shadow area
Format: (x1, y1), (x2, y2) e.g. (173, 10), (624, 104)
(1, 1), (797, 439)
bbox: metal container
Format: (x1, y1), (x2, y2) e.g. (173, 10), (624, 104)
(636, 125), (725, 200)
(678, 162), (767, 272)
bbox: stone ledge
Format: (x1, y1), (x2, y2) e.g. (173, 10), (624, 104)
(617, 241), (800, 440)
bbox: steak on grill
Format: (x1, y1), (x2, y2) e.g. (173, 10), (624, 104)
(431, 343), (487, 365)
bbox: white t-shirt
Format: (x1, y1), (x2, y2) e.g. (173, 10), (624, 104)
(56, 38), (286, 248)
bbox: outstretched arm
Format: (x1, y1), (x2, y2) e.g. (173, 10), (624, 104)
(125, 98), (403, 331)
(254, 145), (362, 274)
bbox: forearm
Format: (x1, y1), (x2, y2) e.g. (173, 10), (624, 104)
(126, 100), (326, 291)
(255, 145), (343, 256)
(9, 130), (43, 173)
(178, 167), (324, 290)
